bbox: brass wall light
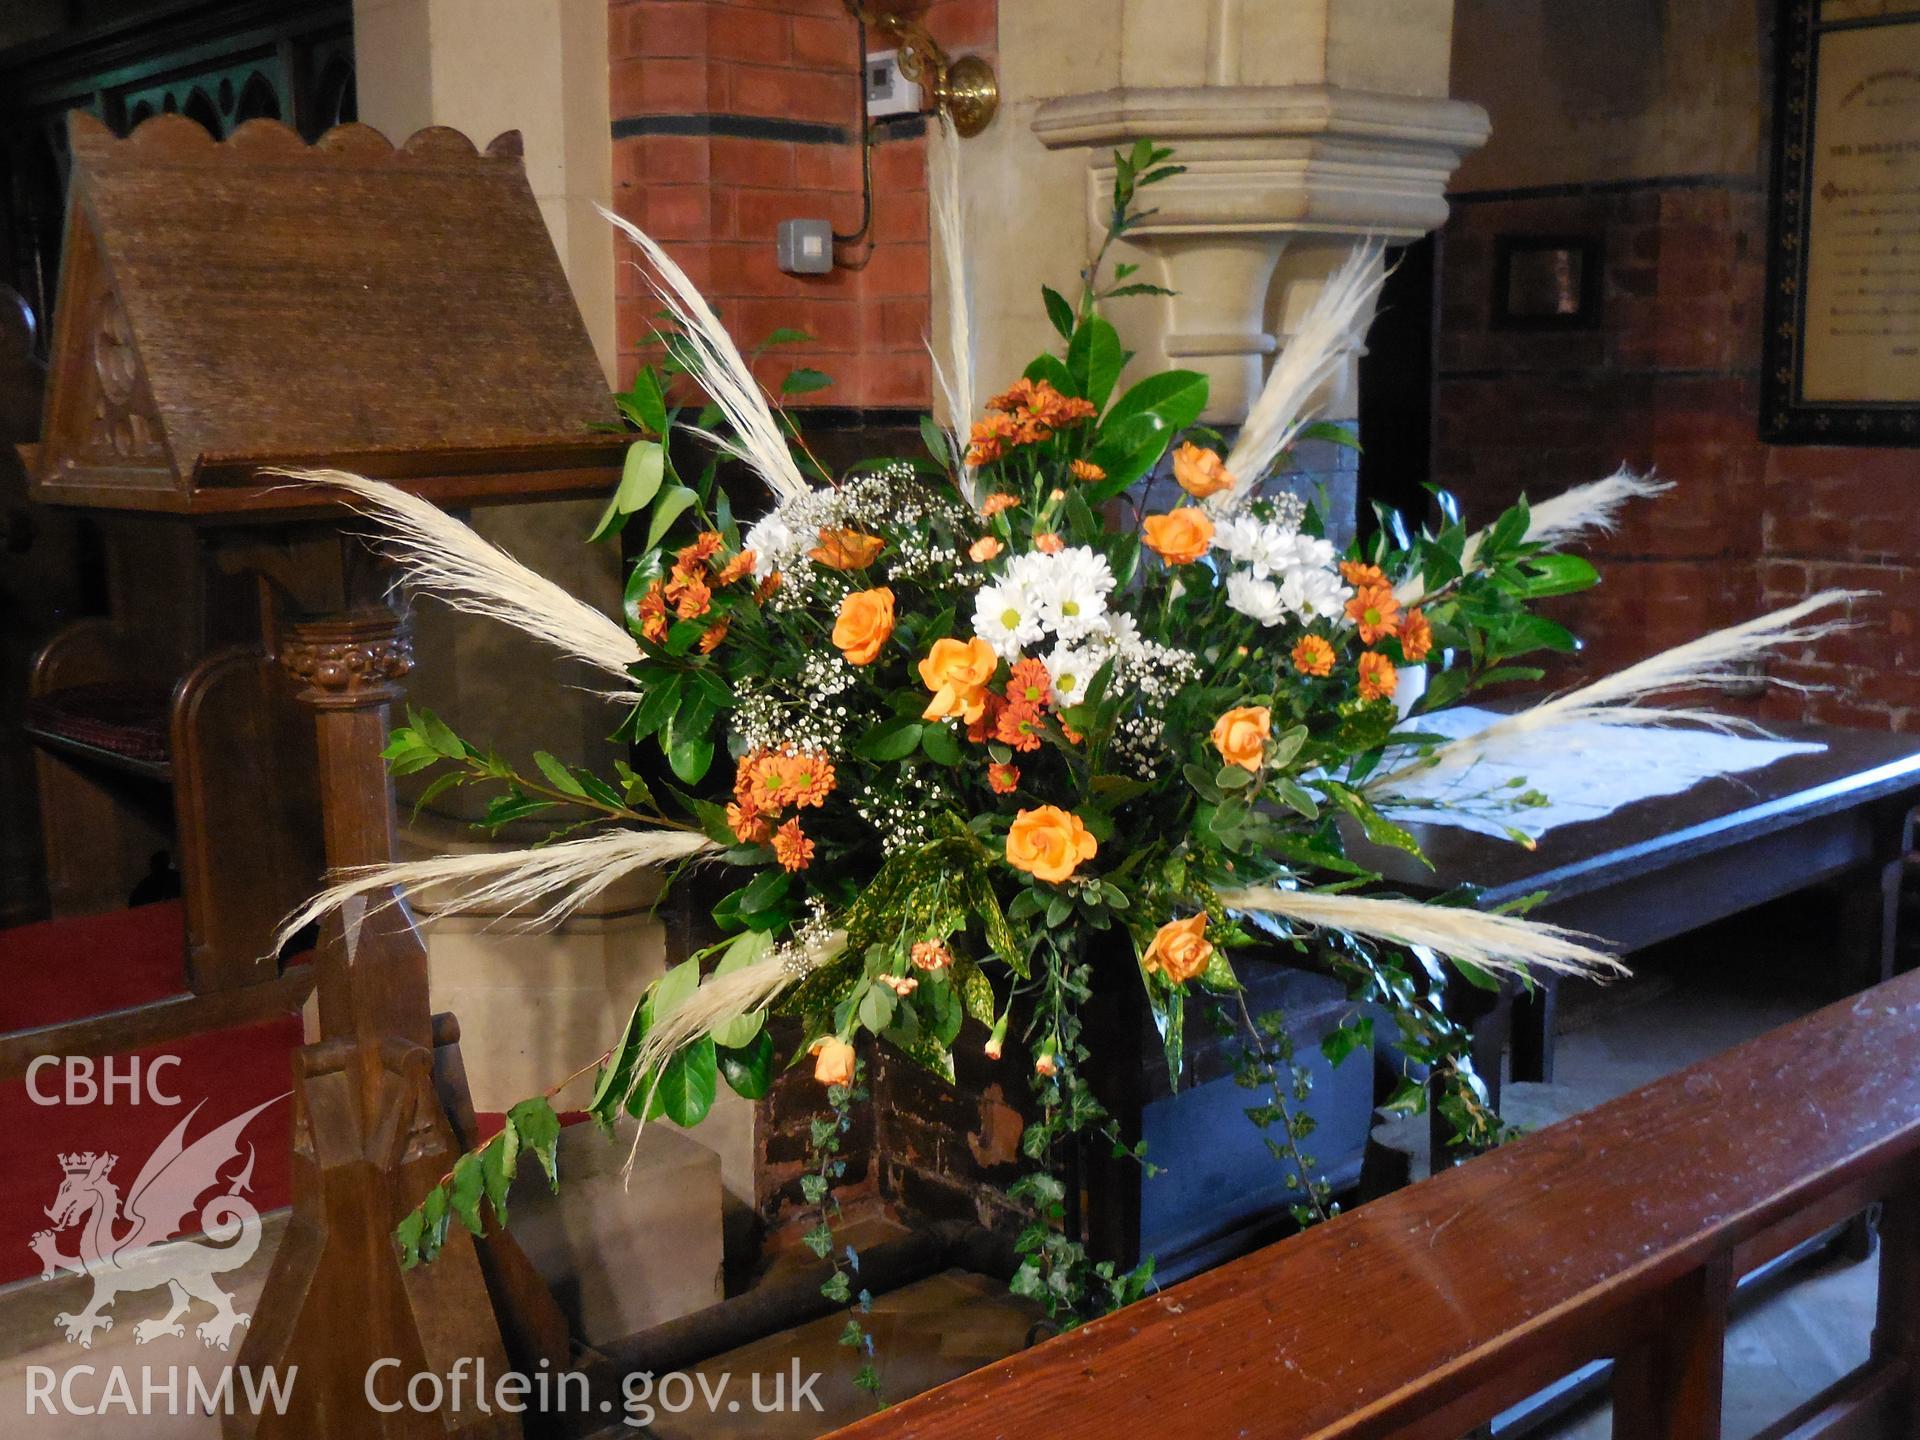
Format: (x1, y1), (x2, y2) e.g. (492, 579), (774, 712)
(845, 4), (999, 136)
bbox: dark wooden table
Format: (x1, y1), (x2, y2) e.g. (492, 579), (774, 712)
(1350, 719), (1920, 1125)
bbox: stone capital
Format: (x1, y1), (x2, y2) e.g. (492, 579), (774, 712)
(1034, 84), (1490, 239)
(1029, 84), (1488, 421)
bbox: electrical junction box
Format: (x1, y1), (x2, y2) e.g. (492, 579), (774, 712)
(864, 48), (922, 118)
(776, 218), (834, 275)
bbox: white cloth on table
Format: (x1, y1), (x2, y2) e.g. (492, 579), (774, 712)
(1376, 705), (1826, 840)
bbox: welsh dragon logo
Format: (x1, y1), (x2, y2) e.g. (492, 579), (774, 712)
(30, 1095), (284, 1350)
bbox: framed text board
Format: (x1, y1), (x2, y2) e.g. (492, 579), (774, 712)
(1765, 1), (1920, 444)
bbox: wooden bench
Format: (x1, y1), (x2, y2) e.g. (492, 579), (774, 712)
(831, 966), (1920, 1440)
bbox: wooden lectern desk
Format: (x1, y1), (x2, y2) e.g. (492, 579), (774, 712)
(29, 110), (627, 1437)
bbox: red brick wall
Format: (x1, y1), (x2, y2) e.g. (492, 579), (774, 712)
(608, 0), (996, 410)
(1436, 178), (1917, 730)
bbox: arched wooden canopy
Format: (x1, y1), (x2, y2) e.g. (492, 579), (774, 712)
(31, 111), (621, 516)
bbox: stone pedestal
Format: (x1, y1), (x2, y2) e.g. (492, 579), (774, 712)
(399, 817), (762, 1265)
(511, 1120), (725, 1344)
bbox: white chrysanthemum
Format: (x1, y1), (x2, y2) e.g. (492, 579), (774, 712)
(1226, 572), (1289, 627)
(1006, 547), (1116, 644)
(1284, 568), (1351, 624)
(972, 579), (1045, 659)
(743, 513), (803, 580)
(1092, 609), (1141, 657)
(1041, 641), (1098, 708)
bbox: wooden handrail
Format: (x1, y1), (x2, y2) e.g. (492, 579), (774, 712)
(832, 967), (1920, 1439)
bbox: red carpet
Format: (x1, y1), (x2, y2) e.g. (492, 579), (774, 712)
(0, 903), (300, 1286)
(0, 903), (570, 1287)
(0, 1015), (301, 1286)
(0, 900), (190, 1031)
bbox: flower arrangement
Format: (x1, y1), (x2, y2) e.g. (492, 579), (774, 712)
(278, 134), (1855, 1337)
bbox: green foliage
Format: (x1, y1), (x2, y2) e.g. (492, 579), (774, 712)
(804, 1058), (884, 1409)
(394, 1096), (562, 1268)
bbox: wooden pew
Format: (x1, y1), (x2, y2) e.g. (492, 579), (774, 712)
(832, 966), (1920, 1440)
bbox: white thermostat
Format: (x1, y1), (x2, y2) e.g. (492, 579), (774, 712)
(864, 48), (922, 119)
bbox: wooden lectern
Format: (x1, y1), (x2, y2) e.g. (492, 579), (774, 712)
(30, 111), (626, 1437)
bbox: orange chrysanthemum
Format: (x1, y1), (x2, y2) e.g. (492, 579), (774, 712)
(966, 412), (1020, 467)
(980, 493), (1020, 517)
(987, 761), (1021, 794)
(715, 550), (756, 586)
(974, 379), (1096, 456)
(733, 750), (765, 803)
(772, 819), (814, 872)
(754, 571), (783, 604)
(1069, 459), (1105, 483)
(995, 701), (1046, 752)
(727, 801), (772, 845)
(1339, 560), (1387, 588)
(1345, 584), (1401, 645)
(1292, 634), (1335, 678)
(698, 619), (729, 654)
(636, 581), (669, 644)
(1357, 651), (1398, 703)
(677, 532), (724, 570)
(667, 574), (713, 620)
(1400, 608), (1433, 663)
(967, 691), (1006, 745)
(986, 377), (1044, 414)
(1007, 658), (1051, 708)
(779, 751), (836, 808)
(747, 753), (790, 811)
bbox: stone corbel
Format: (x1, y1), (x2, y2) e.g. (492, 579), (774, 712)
(1032, 85), (1489, 421)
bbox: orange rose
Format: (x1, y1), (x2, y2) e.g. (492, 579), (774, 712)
(832, 586), (896, 666)
(1172, 442), (1236, 499)
(811, 1036), (856, 1087)
(1143, 507), (1215, 566)
(1358, 651), (1397, 702)
(918, 637), (998, 724)
(1143, 914), (1213, 984)
(1211, 705), (1271, 772)
(810, 527), (885, 571)
(1005, 805), (1097, 884)
(969, 535), (1004, 562)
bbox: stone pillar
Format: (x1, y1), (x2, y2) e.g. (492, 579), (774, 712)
(942, 0), (1487, 437)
